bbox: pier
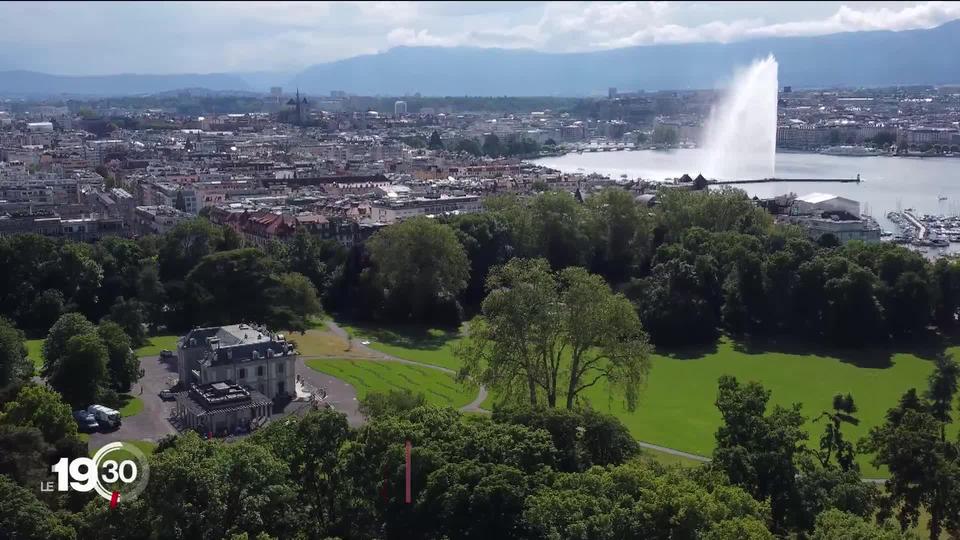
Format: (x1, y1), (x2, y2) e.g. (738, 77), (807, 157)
(714, 174), (861, 185)
(903, 211), (928, 240)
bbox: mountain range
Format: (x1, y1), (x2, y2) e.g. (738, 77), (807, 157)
(2, 20), (959, 98)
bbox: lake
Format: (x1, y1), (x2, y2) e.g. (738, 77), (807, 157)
(532, 149), (960, 223)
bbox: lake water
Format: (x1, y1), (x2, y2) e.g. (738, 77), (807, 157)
(532, 149), (960, 224)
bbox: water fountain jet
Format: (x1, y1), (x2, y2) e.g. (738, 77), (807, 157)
(701, 54), (779, 181)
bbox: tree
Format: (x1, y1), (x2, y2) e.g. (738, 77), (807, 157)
(142, 432), (300, 539)
(885, 271), (932, 337)
(50, 333), (108, 407)
(284, 229), (347, 300)
(427, 130), (443, 150)
(136, 263), (167, 331)
(712, 375), (808, 533)
(454, 138), (482, 156)
(924, 353), (959, 441)
(174, 190), (187, 211)
(41, 312), (99, 379)
(528, 190), (589, 270)
(652, 124), (679, 146)
(366, 217), (469, 322)
(359, 389), (427, 418)
(626, 257), (719, 346)
(446, 212), (514, 308)
(105, 296), (147, 348)
(815, 393), (860, 471)
(811, 509), (913, 540)
(493, 406), (638, 472)
(185, 248), (279, 326)
(933, 258), (960, 330)
(158, 218), (237, 282)
(97, 320), (140, 391)
(584, 188), (652, 283)
(523, 463), (773, 540)
(0, 318), (31, 387)
(457, 259), (651, 410)
(27, 289), (64, 336)
(543, 138), (557, 146)
(482, 133), (503, 157)
(270, 272), (323, 332)
(860, 389), (959, 540)
(0, 383), (79, 447)
(0, 476), (76, 540)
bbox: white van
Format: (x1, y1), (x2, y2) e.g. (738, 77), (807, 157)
(87, 404), (122, 429)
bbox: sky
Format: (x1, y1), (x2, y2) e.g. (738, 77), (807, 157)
(1, 1), (959, 75)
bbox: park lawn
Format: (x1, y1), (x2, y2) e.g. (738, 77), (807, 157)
(581, 337), (959, 478)
(305, 358), (477, 409)
(337, 321), (465, 371)
(134, 335), (179, 357)
(117, 395), (144, 417)
(25, 339), (44, 370)
(287, 329), (377, 359)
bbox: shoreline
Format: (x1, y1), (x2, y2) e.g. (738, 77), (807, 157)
(538, 147), (959, 160)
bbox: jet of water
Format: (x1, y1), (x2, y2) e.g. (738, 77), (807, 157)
(701, 54), (779, 181)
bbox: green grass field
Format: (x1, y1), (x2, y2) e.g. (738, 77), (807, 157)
(323, 321), (957, 477)
(117, 395), (144, 417)
(337, 322), (465, 371)
(582, 338), (959, 477)
(305, 358), (477, 408)
(134, 335), (179, 357)
(287, 329), (377, 359)
(25, 339), (44, 370)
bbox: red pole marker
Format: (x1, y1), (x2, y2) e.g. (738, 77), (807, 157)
(110, 490), (120, 509)
(405, 440), (412, 504)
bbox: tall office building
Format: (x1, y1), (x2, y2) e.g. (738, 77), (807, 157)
(394, 100), (408, 115)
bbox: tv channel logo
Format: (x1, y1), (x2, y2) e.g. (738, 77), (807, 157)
(41, 441), (151, 507)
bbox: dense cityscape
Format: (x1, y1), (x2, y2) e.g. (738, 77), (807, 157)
(2, 2), (960, 540)
(2, 83), (959, 248)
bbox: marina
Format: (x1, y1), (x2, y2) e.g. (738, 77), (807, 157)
(886, 211), (960, 247)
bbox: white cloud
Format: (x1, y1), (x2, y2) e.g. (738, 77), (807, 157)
(2, 1), (959, 74)
(386, 28), (461, 47)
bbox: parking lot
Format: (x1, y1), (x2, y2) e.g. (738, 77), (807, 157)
(86, 354), (178, 451)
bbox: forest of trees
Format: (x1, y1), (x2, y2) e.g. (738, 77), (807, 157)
(1, 185), (959, 538)
(3, 352), (956, 539)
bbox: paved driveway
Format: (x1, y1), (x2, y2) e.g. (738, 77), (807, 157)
(294, 357), (363, 426)
(87, 355), (178, 451)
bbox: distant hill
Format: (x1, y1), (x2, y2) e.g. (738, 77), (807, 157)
(3, 20), (959, 98)
(290, 20), (960, 96)
(0, 70), (252, 97)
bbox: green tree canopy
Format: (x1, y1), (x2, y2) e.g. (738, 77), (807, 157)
(97, 320), (140, 391)
(458, 258), (651, 410)
(366, 217), (469, 322)
(0, 318), (30, 387)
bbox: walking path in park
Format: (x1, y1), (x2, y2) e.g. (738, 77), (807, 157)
(316, 320), (489, 414)
(92, 323), (889, 484)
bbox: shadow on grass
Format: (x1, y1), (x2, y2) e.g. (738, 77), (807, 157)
(654, 340), (719, 360)
(341, 320), (460, 353)
(730, 328), (955, 369)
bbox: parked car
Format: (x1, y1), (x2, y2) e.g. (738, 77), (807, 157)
(159, 349), (174, 359)
(73, 410), (99, 432)
(87, 404), (122, 429)
(159, 390), (175, 401)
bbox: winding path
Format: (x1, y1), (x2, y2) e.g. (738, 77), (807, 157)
(307, 322), (890, 484)
(315, 321), (490, 414)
